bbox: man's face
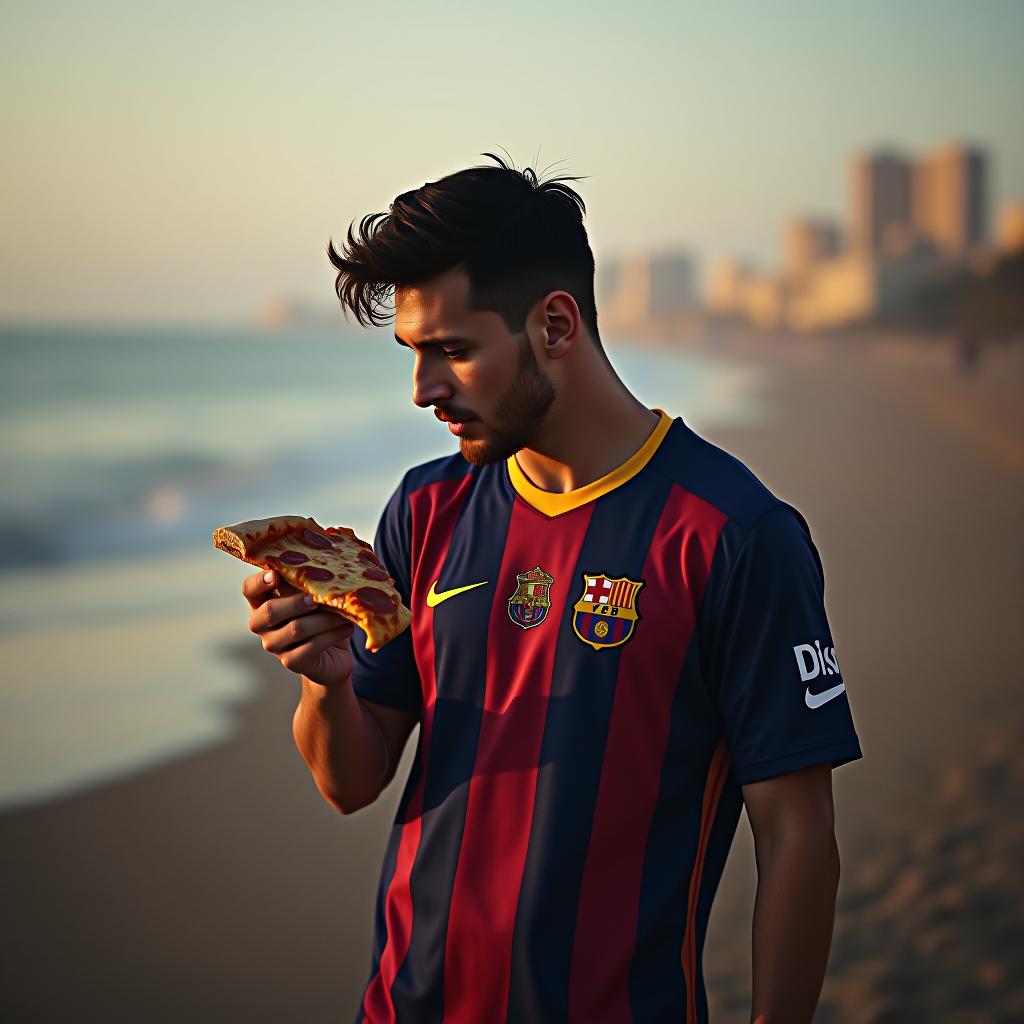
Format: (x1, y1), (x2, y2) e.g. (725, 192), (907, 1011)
(394, 267), (556, 466)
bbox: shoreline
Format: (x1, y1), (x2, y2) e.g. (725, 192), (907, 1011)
(0, 338), (764, 817)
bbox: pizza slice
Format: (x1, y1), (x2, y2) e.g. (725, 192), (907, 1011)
(213, 514), (412, 652)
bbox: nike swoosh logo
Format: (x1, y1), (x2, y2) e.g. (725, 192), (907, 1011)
(805, 682), (846, 709)
(426, 579), (489, 608)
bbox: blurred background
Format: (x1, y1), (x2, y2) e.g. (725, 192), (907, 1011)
(1, 2), (1021, 1022)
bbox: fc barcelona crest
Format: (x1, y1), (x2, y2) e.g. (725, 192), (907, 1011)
(572, 572), (644, 651)
(507, 566), (555, 630)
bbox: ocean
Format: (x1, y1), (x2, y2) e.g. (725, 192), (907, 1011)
(0, 324), (769, 810)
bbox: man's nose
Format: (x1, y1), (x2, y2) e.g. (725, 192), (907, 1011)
(411, 354), (454, 409)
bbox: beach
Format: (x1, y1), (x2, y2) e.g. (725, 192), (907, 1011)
(2, 330), (1022, 1022)
(700, 331), (1024, 1023)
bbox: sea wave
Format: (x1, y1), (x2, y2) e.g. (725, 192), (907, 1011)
(0, 418), (451, 571)
(1, 328), (771, 573)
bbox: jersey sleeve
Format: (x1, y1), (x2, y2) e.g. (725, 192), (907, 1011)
(702, 503), (863, 786)
(350, 475), (423, 715)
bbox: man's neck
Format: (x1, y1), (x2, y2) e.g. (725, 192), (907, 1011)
(514, 379), (662, 495)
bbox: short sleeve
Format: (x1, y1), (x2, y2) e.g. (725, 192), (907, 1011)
(350, 476), (423, 715)
(703, 503), (862, 786)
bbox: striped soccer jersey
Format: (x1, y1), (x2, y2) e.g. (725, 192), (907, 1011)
(349, 408), (862, 1024)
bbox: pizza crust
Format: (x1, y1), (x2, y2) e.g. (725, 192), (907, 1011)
(212, 515), (310, 562)
(213, 515), (412, 652)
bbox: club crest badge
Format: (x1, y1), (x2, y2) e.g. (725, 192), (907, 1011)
(572, 572), (644, 651)
(507, 566), (555, 630)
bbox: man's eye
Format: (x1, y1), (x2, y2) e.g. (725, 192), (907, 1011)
(442, 349), (468, 361)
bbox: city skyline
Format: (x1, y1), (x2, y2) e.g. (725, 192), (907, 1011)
(2, 1), (1022, 326)
(603, 138), (1022, 334)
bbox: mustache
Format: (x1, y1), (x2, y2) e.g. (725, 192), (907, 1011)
(434, 407), (477, 423)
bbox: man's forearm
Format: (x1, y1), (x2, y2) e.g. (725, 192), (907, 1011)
(750, 831), (840, 1024)
(292, 675), (388, 814)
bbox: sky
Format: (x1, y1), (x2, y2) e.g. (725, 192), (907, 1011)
(1, 0), (1022, 326)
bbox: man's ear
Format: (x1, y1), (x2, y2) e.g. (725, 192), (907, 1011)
(539, 291), (580, 357)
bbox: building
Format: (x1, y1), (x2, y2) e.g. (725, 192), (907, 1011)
(704, 140), (998, 333)
(787, 242), (952, 331)
(704, 259), (752, 316)
(783, 217), (842, 279)
(850, 150), (914, 256)
(254, 295), (341, 330)
(646, 253), (696, 316)
(913, 142), (989, 256)
(601, 251), (695, 329)
(739, 273), (788, 330)
(996, 201), (1024, 255)
(787, 255), (874, 331)
(595, 259), (621, 307)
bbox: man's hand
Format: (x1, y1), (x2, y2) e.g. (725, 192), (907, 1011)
(243, 569), (355, 687)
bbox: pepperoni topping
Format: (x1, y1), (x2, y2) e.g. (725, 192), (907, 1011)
(297, 566), (334, 582)
(353, 586), (396, 613)
(279, 550), (309, 565)
(357, 548), (384, 568)
(361, 567), (391, 582)
(325, 525), (372, 550)
(302, 528), (334, 550)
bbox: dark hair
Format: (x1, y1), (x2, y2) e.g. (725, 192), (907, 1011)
(327, 152), (602, 346)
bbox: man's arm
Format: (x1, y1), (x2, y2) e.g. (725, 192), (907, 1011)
(242, 567), (419, 815)
(742, 762), (841, 1024)
(293, 677), (419, 814)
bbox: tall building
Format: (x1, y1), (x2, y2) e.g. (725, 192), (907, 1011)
(602, 251), (695, 327)
(850, 150), (913, 255)
(783, 218), (842, 279)
(913, 142), (989, 256)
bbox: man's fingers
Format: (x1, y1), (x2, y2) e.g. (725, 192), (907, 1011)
(251, 592), (328, 636)
(260, 609), (352, 654)
(279, 624), (354, 673)
(242, 569), (301, 610)
(242, 570), (271, 609)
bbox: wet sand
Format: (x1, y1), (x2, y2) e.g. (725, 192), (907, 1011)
(2, 330), (1021, 1022)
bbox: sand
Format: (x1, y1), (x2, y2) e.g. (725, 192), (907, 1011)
(2, 329), (1021, 1022)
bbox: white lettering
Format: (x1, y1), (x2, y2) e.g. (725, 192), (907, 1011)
(795, 640), (841, 684)
(823, 646), (840, 674)
(814, 639), (829, 675)
(793, 644), (820, 682)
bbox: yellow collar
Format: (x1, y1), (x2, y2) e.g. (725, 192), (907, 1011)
(506, 408), (673, 517)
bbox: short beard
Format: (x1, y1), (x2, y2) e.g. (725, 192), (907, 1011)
(458, 333), (556, 467)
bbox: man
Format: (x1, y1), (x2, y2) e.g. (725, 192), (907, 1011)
(242, 154), (862, 1023)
